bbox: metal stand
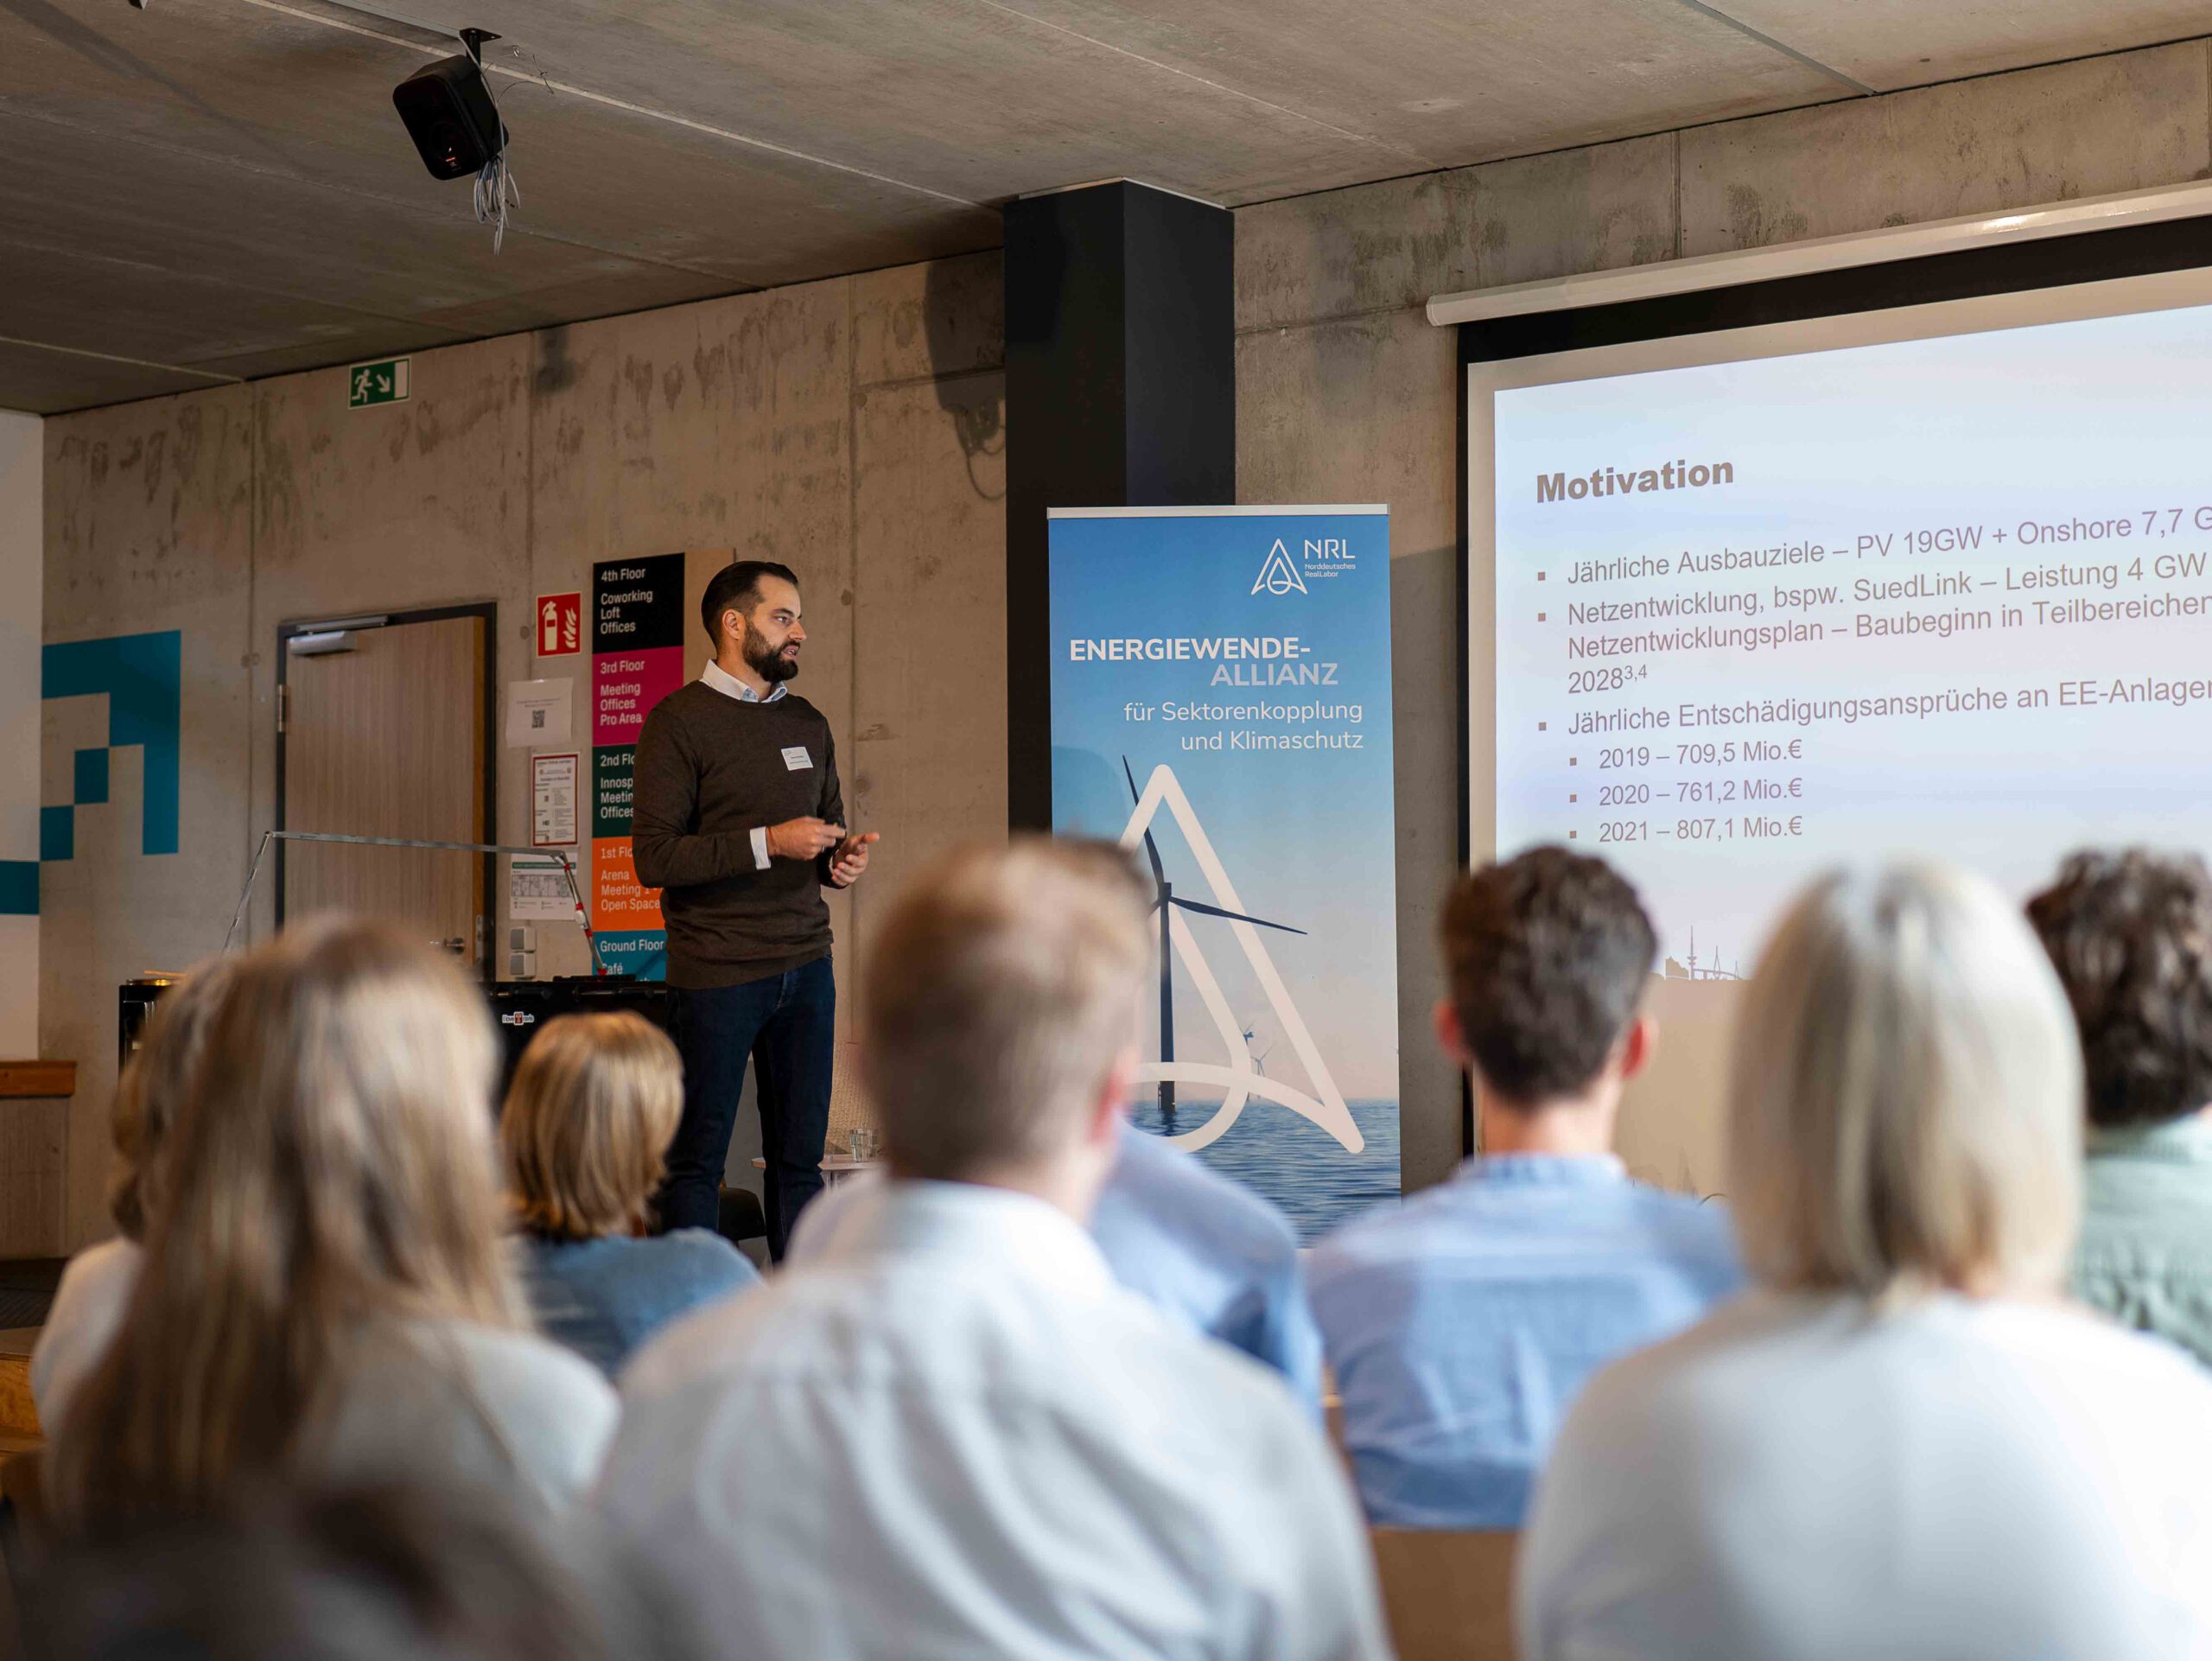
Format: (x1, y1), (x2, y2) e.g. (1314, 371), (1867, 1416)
(222, 829), (604, 977)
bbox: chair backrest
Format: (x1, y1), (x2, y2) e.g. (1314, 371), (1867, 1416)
(1369, 1528), (1519, 1661)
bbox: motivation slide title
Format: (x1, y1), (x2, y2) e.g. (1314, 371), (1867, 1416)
(1537, 459), (1736, 503)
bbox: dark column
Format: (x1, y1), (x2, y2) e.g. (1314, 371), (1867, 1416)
(1003, 181), (1235, 830)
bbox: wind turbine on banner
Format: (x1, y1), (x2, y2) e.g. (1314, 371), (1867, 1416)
(1122, 756), (1306, 1133)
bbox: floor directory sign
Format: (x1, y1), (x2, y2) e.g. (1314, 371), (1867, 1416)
(1048, 506), (1398, 1238)
(590, 553), (685, 979)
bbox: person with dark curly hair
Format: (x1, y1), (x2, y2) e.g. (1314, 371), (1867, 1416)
(2028, 849), (2212, 1366)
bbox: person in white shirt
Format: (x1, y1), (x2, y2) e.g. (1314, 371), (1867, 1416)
(597, 837), (1389, 1661)
(32, 955), (244, 1429)
(1519, 862), (2212, 1661)
(47, 919), (616, 1529)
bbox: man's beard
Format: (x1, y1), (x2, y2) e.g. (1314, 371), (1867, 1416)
(743, 627), (799, 683)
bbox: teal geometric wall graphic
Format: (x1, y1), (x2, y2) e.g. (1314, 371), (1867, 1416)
(0, 860), (33, 917)
(40, 805), (73, 862)
(73, 746), (109, 805)
(41, 630), (181, 860)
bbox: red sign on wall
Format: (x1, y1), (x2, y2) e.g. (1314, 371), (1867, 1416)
(536, 592), (582, 658)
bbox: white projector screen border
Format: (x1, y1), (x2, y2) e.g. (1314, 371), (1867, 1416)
(1453, 221), (2212, 1173)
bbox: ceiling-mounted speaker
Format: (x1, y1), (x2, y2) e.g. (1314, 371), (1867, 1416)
(393, 32), (505, 180)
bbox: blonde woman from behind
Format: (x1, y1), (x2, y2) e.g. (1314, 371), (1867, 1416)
(31, 955), (245, 1427)
(502, 1012), (759, 1377)
(1519, 862), (2212, 1661)
(48, 919), (617, 1532)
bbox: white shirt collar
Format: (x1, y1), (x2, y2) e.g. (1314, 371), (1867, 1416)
(816, 1178), (1116, 1300)
(701, 657), (787, 703)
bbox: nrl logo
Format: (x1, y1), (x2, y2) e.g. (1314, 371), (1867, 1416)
(1250, 539), (1307, 596)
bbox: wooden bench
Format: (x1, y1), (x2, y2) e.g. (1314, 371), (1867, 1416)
(0, 1330), (38, 1446)
(1370, 1529), (1519, 1661)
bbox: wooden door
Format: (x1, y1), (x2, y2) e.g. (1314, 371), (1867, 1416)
(281, 614), (487, 965)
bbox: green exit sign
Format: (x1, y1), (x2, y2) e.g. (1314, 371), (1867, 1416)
(347, 357), (410, 409)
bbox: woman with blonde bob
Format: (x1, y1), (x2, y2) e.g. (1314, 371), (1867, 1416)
(48, 919), (617, 1531)
(1520, 863), (2212, 1661)
(501, 1011), (757, 1375)
(31, 955), (244, 1426)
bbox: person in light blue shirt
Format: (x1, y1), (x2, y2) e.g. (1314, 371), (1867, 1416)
(789, 1117), (1324, 1412)
(501, 1010), (760, 1376)
(1090, 1119), (1324, 1410)
(1310, 846), (1743, 1530)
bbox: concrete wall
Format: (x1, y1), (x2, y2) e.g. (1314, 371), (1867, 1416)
(1235, 38), (2212, 1193)
(39, 35), (2212, 1243)
(41, 261), (1005, 1248)
(1, 410), (38, 1056)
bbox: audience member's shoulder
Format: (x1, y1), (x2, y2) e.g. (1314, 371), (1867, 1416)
(53, 1234), (142, 1300)
(1985, 1295), (2212, 1402)
(31, 1236), (145, 1416)
(1130, 1290), (1333, 1457)
(1629, 1181), (1741, 1251)
(1071, 1270), (1301, 1399)
(1306, 1176), (1462, 1280)
(41, 1237), (143, 1342)
(435, 1316), (620, 1418)
(615, 1262), (794, 1399)
(365, 1317), (620, 1501)
(1110, 1129), (1298, 1257)
(652, 1226), (762, 1286)
(1550, 1287), (1778, 1438)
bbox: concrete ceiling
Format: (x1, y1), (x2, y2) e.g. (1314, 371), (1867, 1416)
(3, 0), (2209, 412)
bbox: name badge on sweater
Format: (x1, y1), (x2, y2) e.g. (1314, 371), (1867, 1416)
(782, 746), (813, 771)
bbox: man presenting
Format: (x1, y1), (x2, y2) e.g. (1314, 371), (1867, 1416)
(632, 560), (874, 1256)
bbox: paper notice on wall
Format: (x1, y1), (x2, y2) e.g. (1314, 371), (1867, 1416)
(532, 752), (579, 847)
(510, 855), (576, 921)
(505, 678), (574, 748)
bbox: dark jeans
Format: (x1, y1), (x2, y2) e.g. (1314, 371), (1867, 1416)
(658, 954), (836, 1258)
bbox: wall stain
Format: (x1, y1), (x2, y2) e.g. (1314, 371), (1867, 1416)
(662, 364), (685, 410)
(1722, 183), (1808, 249)
(693, 340), (728, 398)
(174, 405), (204, 488)
(534, 327), (579, 397)
(142, 430), (168, 506)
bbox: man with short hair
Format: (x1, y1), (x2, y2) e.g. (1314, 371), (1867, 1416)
(1309, 845), (1743, 1530)
(631, 560), (875, 1256)
(2028, 849), (2212, 1367)
(599, 839), (1388, 1661)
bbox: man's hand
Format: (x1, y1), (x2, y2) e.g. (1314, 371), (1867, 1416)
(766, 818), (845, 861)
(828, 831), (879, 888)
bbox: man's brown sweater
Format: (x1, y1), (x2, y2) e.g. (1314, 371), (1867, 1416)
(630, 681), (844, 988)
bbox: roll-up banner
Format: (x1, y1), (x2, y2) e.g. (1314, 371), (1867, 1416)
(1048, 506), (1399, 1239)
